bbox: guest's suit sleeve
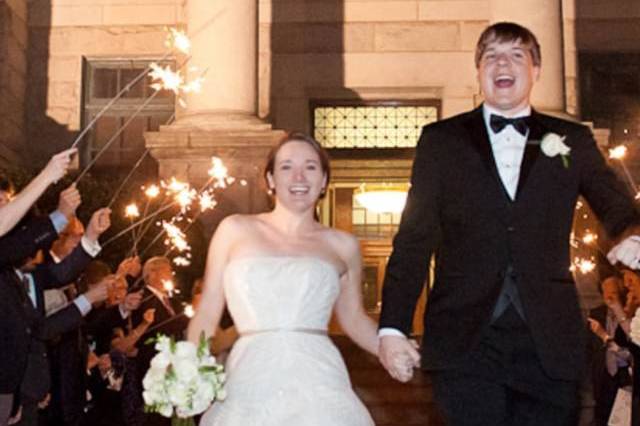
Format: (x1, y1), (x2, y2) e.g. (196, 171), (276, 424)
(0, 216), (58, 268)
(379, 125), (443, 334)
(577, 126), (640, 238)
(37, 303), (84, 341)
(31, 243), (93, 290)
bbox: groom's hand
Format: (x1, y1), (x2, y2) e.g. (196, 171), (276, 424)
(379, 335), (420, 383)
(607, 235), (640, 269)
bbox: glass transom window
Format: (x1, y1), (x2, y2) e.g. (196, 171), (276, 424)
(312, 101), (439, 148)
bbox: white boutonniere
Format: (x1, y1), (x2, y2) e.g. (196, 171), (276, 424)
(540, 132), (571, 168)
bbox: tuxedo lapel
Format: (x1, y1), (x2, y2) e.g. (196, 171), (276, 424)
(463, 107), (512, 205)
(515, 110), (546, 199)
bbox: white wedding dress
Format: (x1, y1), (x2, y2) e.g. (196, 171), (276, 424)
(200, 256), (374, 426)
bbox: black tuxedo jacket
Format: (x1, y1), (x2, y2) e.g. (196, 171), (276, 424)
(380, 106), (640, 381)
(0, 238), (92, 396)
(49, 304), (127, 424)
(132, 289), (188, 373)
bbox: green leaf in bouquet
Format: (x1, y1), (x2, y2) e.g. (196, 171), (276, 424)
(197, 331), (209, 358)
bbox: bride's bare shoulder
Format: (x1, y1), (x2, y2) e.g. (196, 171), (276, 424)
(321, 226), (360, 258)
(216, 214), (264, 235)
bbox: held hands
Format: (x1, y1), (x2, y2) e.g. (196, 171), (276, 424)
(57, 184), (81, 219)
(608, 236), (640, 269)
(43, 148), (77, 184)
(378, 335), (421, 383)
(85, 208), (112, 243)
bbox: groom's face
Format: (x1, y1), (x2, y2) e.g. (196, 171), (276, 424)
(477, 39), (540, 115)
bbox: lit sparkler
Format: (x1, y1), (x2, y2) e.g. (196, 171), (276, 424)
(145, 184), (161, 198)
(208, 157), (229, 188)
(165, 28), (191, 54)
(608, 145), (639, 194)
(125, 203), (140, 219)
(582, 232), (597, 245)
(199, 192), (217, 212)
(184, 304), (195, 318)
(162, 279), (176, 297)
(609, 145), (628, 160)
(571, 258), (596, 274)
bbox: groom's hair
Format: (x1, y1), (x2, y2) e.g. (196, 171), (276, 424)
(475, 22), (541, 68)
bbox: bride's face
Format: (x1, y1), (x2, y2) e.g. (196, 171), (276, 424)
(268, 141), (327, 212)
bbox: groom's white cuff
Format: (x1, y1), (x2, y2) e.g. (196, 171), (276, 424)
(378, 327), (406, 338)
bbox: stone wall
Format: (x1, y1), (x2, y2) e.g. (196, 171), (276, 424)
(576, 0), (640, 52)
(0, 0), (29, 166)
(259, 0), (489, 133)
(26, 0), (184, 162)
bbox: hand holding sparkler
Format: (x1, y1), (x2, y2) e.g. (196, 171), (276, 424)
(57, 184), (82, 220)
(117, 256), (142, 279)
(43, 148), (77, 184)
(143, 308), (156, 325)
(85, 208), (112, 244)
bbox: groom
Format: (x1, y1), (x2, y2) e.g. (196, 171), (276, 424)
(378, 22), (640, 425)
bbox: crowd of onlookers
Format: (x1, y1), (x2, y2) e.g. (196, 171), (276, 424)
(0, 149), (236, 426)
(588, 265), (640, 425)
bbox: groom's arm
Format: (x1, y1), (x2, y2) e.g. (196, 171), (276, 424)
(379, 125), (443, 335)
(575, 124), (640, 268)
(577, 126), (640, 238)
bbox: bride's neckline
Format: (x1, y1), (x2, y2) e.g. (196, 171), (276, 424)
(225, 255), (343, 277)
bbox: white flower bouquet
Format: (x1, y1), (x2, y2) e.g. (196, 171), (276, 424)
(142, 334), (226, 426)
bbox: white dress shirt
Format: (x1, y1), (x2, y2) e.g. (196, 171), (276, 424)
(483, 104), (531, 200)
(379, 104), (532, 339)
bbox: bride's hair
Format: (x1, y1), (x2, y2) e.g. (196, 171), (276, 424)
(263, 132), (331, 200)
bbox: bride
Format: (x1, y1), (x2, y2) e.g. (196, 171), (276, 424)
(187, 132), (377, 425)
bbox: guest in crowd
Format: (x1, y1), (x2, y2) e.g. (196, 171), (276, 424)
(588, 274), (633, 425)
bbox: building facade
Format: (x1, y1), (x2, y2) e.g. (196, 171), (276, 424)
(1, 0), (639, 329)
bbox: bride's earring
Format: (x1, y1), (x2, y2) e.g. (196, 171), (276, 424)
(267, 186), (275, 196)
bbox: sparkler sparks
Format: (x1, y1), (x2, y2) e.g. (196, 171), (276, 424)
(199, 192), (217, 212)
(149, 63), (184, 94)
(145, 185), (160, 198)
(162, 279), (176, 297)
(162, 221), (191, 253)
(582, 232), (597, 245)
(208, 157), (229, 188)
(175, 187), (197, 212)
(173, 256), (191, 267)
(184, 304), (195, 318)
(166, 28), (191, 54)
(609, 145), (627, 160)
(125, 203), (140, 218)
(570, 258), (596, 274)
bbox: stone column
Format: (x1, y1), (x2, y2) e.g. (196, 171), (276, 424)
(489, 0), (565, 112)
(175, 0), (267, 130)
(146, 0), (284, 221)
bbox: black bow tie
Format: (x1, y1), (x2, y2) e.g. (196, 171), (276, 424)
(489, 114), (530, 136)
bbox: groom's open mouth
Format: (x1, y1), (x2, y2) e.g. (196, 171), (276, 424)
(494, 74), (515, 89)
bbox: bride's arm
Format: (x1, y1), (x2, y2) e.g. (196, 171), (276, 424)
(187, 216), (236, 344)
(333, 234), (379, 356)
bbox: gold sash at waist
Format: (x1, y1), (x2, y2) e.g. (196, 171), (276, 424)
(239, 327), (328, 337)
